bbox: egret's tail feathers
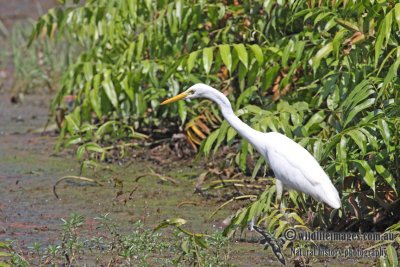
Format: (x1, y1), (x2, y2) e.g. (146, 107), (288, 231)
(321, 185), (341, 209)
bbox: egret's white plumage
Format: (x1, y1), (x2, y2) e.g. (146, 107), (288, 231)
(161, 83), (341, 209)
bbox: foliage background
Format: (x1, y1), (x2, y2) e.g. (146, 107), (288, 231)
(31, 0), (400, 237)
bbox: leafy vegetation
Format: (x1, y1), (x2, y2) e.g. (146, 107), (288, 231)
(0, 20), (77, 96)
(0, 214), (231, 266)
(30, 0), (400, 262)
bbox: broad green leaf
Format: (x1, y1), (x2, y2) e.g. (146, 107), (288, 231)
(102, 70), (119, 109)
(309, 42), (333, 72)
(65, 114), (80, 133)
(294, 41), (305, 62)
(136, 33), (144, 60)
(65, 136), (82, 147)
(352, 160), (376, 193)
(386, 245), (398, 267)
(0, 252), (11, 257)
(252, 157), (265, 179)
(219, 44), (232, 72)
(187, 50), (199, 73)
(213, 121), (229, 154)
(377, 119), (391, 147)
(83, 62), (93, 81)
(177, 100), (187, 124)
(386, 245), (399, 267)
(234, 44), (248, 69)
(203, 129), (220, 156)
(96, 121), (117, 138)
(84, 143), (104, 153)
(359, 128), (378, 150)
(346, 129), (367, 154)
(380, 59), (400, 99)
(121, 76), (134, 101)
(343, 98), (375, 127)
(249, 44), (264, 65)
(303, 111), (325, 136)
(227, 127), (237, 142)
(239, 140), (248, 171)
(335, 18), (359, 32)
(375, 12), (392, 66)
(281, 41), (292, 68)
(375, 165), (396, 192)
(202, 47), (214, 74)
(395, 3), (400, 30)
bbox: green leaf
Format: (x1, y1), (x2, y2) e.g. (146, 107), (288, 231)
(352, 160), (376, 193)
(281, 41), (292, 68)
(202, 47), (214, 74)
(375, 12), (392, 66)
(343, 98), (375, 127)
(136, 33), (145, 61)
(377, 119), (391, 148)
(65, 114), (80, 133)
(346, 129), (367, 154)
(395, 3), (400, 30)
(303, 111), (325, 136)
(386, 245), (398, 267)
(0, 243), (9, 249)
(84, 143), (104, 153)
(121, 76), (134, 101)
(102, 70), (119, 109)
(226, 127), (237, 142)
(239, 140), (248, 171)
(187, 50), (199, 73)
(337, 136), (347, 180)
(335, 18), (359, 32)
(249, 44), (264, 65)
(309, 42), (333, 72)
(234, 44), (248, 69)
(359, 128), (378, 150)
(380, 59), (400, 98)
(0, 252), (11, 257)
(96, 121), (117, 138)
(177, 100), (187, 124)
(219, 44), (232, 72)
(213, 121), (229, 154)
(203, 129), (220, 156)
(375, 165), (396, 192)
(89, 73), (102, 118)
(252, 157), (265, 179)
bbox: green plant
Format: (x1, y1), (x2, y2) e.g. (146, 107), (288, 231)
(5, 20), (77, 95)
(155, 218), (231, 266)
(1, 214), (180, 266)
(31, 0), (400, 234)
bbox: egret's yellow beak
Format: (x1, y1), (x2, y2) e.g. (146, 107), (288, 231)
(160, 91), (189, 105)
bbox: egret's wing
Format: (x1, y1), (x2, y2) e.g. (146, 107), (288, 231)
(264, 132), (340, 208)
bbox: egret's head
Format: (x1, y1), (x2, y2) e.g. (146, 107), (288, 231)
(160, 83), (212, 105)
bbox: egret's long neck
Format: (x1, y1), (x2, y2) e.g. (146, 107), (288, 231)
(209, 91), (263, 148)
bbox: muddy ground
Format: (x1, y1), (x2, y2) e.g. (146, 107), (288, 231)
(0, 93), (282, 266)
(0, 1), (383, 266)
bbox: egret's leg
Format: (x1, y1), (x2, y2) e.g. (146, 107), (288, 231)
(276, 179), (289, 221)
(249, 179), (284, 231)
(247, 216), (255, 231)
(276, 179), (283, 207)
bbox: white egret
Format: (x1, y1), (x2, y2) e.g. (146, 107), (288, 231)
(161, 83), (341, 210)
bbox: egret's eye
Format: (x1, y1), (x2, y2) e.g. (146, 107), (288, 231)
(187, 90), (195, 95)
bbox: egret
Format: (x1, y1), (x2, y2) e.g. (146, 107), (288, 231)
(161, 83), (341, 210)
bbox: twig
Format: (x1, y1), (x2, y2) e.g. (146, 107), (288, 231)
(53, 176), (104, 199)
